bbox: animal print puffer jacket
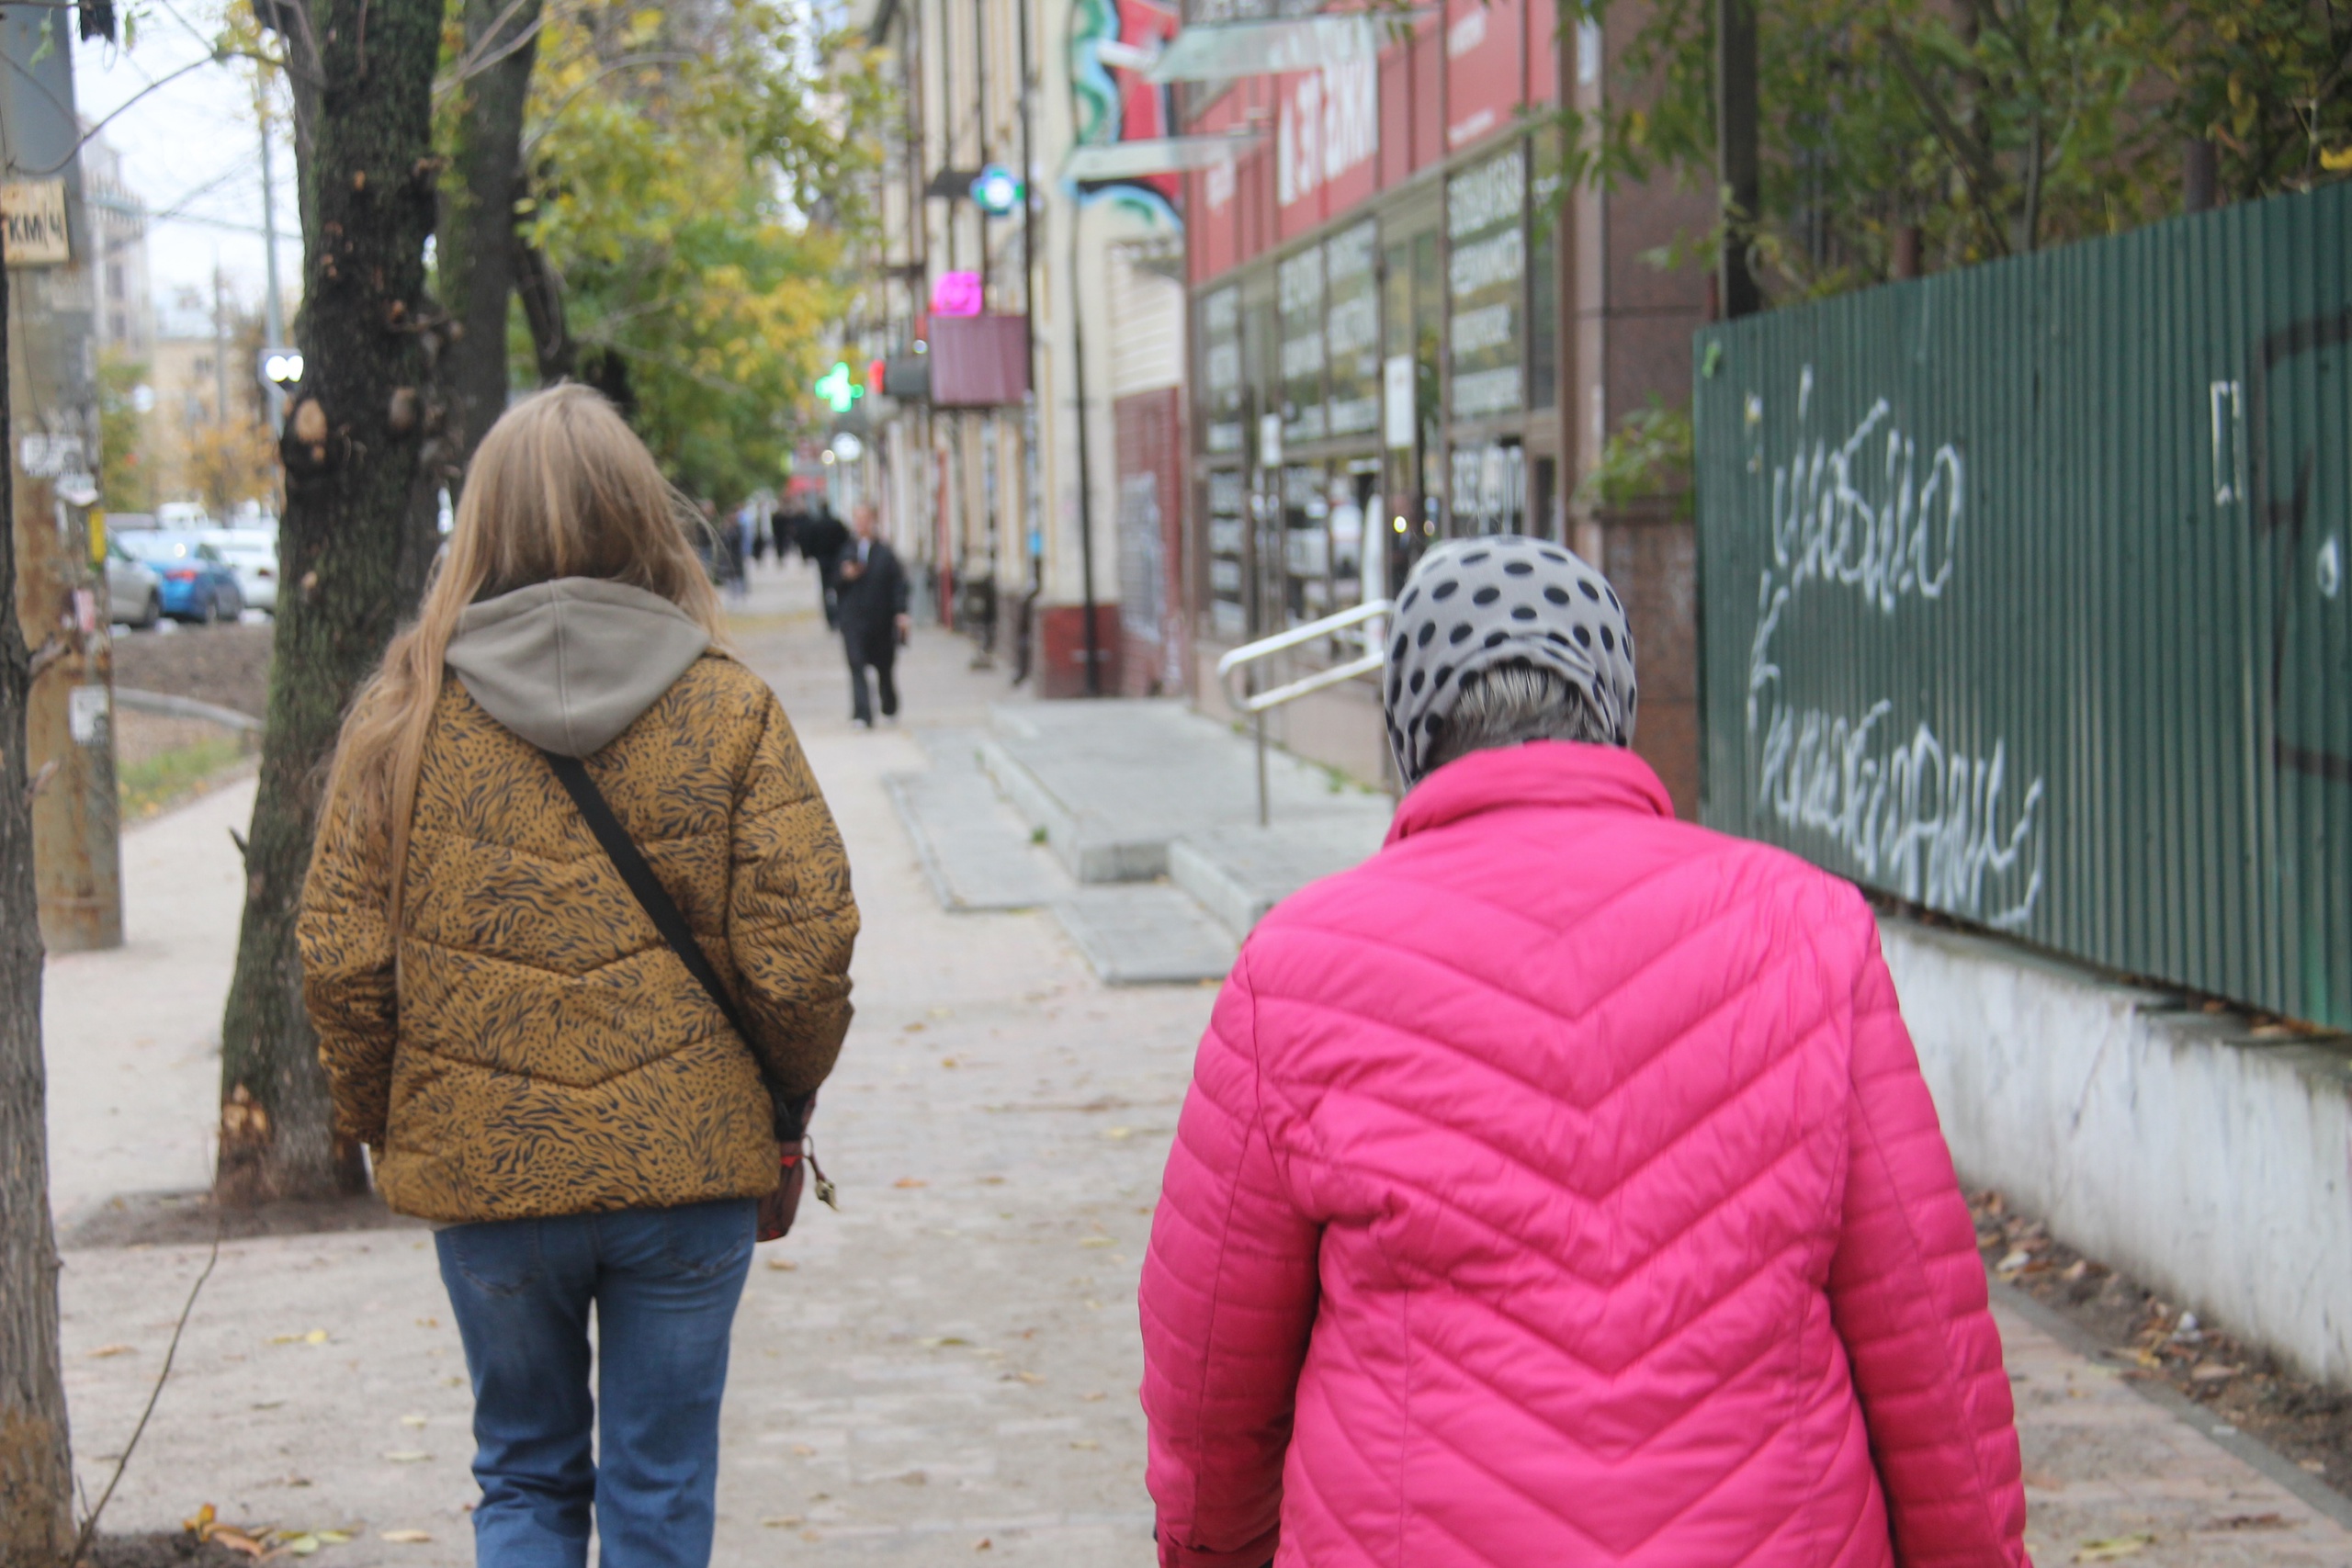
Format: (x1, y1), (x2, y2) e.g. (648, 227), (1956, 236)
(299, 580), (858, 1224)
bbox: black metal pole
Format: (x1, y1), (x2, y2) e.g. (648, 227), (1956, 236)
(1714, 0), (1760, 318)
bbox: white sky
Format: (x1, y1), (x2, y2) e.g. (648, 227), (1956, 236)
(73, 0), (298, 336)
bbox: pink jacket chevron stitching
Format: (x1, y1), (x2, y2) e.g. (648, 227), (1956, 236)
(1139, 740), (2032, 1568)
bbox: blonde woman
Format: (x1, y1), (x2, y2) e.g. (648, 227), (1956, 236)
(298, 386), (858, 1568)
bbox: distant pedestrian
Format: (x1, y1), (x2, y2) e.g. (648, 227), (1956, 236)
(835, 502), (909, 727)
(723, 502), (752, 599)
(1139, 537), (2030, 1568)
(298, 385), (860, 1568)
(797, 502), (848, 629)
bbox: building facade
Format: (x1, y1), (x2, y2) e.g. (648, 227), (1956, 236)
(842, 0), (1711, 803)
(847, 0), (1190, 696)
(1176, 0), (1709, 807)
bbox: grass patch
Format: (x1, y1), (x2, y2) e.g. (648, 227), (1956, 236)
(119, 735), (253, 819)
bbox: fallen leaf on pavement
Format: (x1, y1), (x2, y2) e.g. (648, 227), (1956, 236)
(2189, 1364), (2241, 1382)
(313, 1531), (353, 1544)
(1102, 1127), (1133, 1140)
(381, 1450), (431, 1463)
(1081, 1391), (1106, 1402)
(766, 1258), (797, 1270)
(268, 1330), (330, 1346)
(760, 1516), (806, 1529)
(973, 1540), (991, 1551)
(790, 1444), (816, 1457)
(275, 1533), (321, 1556)
(1994, 1249), (2030, 1275)
(87, 1344), (135, 1359)
(920, 1336), (971, 1348)
(209, 1528), (268, 1558)
(183, 1505), (218, 1535)
(2074, 1535), (2154, 1562)
(399, 1414), (428, 1427)
(379, 1530), (433, 1545)
(1014, 1371), (1046, 1384)
(1080, 1236), (1114, 1248)
(894, 1178), (927, 1189)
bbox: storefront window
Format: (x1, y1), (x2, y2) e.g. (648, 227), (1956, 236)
(1278, 249), (1326, 446)
(1202, 287), (1245, 456)
(1206, 468), (1247, 638)
(1447, 144), (1525, 423)
(1282, 464), (1330, 626)
(1323, 221), (1380, 441)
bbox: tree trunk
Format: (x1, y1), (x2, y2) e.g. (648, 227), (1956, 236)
(441, 0), (545, 468)
(0, 243), (74, 1568)
(514, 239), (576, 384)
(217, 0), (446, 1205)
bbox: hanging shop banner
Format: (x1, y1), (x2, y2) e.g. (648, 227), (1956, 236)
(1447, 143), (1524, 422)
(1323, 220), (1381, 440)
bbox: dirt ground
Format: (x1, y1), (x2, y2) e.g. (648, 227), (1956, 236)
(1973, 1190), (2352, 1494)
(113, 625), (275, 718)
(81, 1532), (252, 1568)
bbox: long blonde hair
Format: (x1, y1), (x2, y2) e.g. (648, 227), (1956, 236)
(320, 384), (726, 928)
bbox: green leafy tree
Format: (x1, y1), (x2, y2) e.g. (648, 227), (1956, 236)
(492, 0), (882, 503)
(97, 349), (153, 513)
(2168, 2), (2352, 200)
(1563, 0), (2177, 297)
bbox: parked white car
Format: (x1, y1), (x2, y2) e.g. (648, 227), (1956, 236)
(104, 539), (164, 629)
(203, 527), (280, 615)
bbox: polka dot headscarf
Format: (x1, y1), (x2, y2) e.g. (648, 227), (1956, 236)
(1383, 536), (1638, 788)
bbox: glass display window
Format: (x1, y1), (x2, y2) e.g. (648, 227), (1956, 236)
(1278, 249), (1327, 446)
(1323, 221), (1381, 441)
(1202, 287), (1246, 457)
(1206, 467), (1248, 639)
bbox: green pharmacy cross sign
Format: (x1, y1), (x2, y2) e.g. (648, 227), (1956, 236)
(814, 361), (864, 413)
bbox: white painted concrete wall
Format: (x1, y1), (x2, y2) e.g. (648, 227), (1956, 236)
(1882, 916), (2352, 1386)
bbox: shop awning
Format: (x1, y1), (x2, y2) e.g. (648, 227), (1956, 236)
(1063, 131), (1262, 181)
(1144, 12), (1428, 84)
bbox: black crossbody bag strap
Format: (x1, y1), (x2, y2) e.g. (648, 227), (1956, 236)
(540, 750), (811, 1145)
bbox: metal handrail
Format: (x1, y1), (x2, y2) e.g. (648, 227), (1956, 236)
(1216, 599), (1393, 825)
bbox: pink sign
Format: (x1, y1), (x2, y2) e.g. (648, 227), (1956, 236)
(931, 271), (983, 317)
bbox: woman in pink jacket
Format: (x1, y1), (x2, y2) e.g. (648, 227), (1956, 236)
(1139, 538), (2031, 1568)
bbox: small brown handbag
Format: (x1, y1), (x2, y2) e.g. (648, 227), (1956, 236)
(543, 750), (835, 1241)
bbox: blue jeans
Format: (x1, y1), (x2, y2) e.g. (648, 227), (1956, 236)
(435, 1199), (757, 1568)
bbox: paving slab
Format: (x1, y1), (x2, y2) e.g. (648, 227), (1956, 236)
(886, 729), (1070, 912)
(1170, 817), (1390, 937)
(981, 701), (1390, 884)
(1051, 886), (1238, 987)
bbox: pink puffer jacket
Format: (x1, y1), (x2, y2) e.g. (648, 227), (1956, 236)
(1139, 742), (2030, 1568)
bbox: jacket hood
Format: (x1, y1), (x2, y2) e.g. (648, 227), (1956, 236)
(446, 578), (710, 758)
(1385, 739), (1672, 848)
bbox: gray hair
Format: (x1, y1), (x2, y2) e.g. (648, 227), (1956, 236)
(1423, 662), (1614, 775)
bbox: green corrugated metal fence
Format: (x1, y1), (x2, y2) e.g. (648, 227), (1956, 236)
(1694, 182), (2351, 1028)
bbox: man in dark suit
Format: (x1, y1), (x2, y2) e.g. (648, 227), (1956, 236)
(836, 504), (910, 726)
(795, 502), (850, 629)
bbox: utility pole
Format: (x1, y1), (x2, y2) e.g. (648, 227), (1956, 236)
(1713, 0), (1760, 319)
(258, 81), (288, 431)
(2, 0), (124, 953)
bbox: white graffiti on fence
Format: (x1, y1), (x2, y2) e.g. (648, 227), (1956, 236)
(1746, 371), (2047, 931)
(1770, 377), (1964, 615)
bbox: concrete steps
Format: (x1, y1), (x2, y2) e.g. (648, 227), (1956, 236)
(888, 703), (1394, 985)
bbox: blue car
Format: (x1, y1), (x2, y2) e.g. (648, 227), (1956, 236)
(115, 532), (244, 624)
